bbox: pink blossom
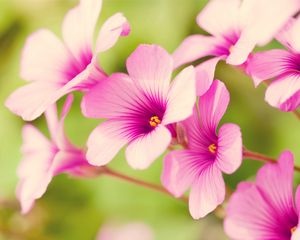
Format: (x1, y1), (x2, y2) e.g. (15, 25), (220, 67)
(82, 44), (196, 169)
(16, 95), (91, 214)
(97, 222), (154, 240)
(161, 80), (242, 219)
(247, 17), (300, 111)
(173, 0), (300, 71)
(224, 151), (300, 240)
(5, 0), (130, 121)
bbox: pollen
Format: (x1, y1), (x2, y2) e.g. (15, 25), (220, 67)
(291, 226), (297, 234)
(149, 115), (161, 127)
(208, 143), (217, 154)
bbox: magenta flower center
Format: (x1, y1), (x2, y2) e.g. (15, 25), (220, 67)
(64, 50), (93, 83)
(149, 115), (161, 128)
(123, 95), (167, 139)
(208, 143), (217, 154)
(214, 31), (240, 56)
(286, 53), (300, 73)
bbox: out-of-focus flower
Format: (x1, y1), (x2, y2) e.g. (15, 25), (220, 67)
(17, 95), (91, 214)
(5, 0), (130, 121)
(96, 222), (154, 240)
(224, 151), (300, 240)
(247, 17), (300, 111)
(161, 80), (242, 219)
(173, 0), (300, 70)
(82, 44), (196, 169)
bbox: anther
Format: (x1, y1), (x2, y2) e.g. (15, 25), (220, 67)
(291, 226), (297, 234)
(149, 115), (161, 127)
(208, 143), (217, 154)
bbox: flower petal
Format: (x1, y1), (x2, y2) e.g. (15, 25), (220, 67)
(17, 172), (52, 215)
(17, 125), (53, 178)
(61, 94), (74, 120)
(163, 66), (196, 124)
(16, 125), (54, 214)
(126, 44), (173, 98)
(51, 150), (87, 176)
(44, 94), (73, 145)
(44, 104), (58, 141)
(196, 0), (241, 37)
(172, 35), (217, 69)
(224, 182), (280, 239)
(195, 57), (222, 96)
(247, 50), (294, 87)
(7, 56), (102, 121)
(265, 74), (300, 111)
(278, 16), (300, 53)
(181, 106), (213, 151)
(5, 81), (61, 121)
(292, 227), (300, 240)
(276, 18), (300, 52)
(54, 94), (75, 150)
(240, 0), (300, 46)
(20, 29), (71, 83)
(256, 151), (298, 226)
(81, 73), (139, 119)
(126, 125), (171, 170)
(225, 38), (256, 66)
(295, 186), (300, 214)
(227, 0), (300, 65)
(161, 150), (203, 197)
(216, 123), (242, 174)
(225, 152), (299, 239)
(189, 165), (225, 219)
(289, 18), (300, 53)
(294, 186), (300, 240)
(62, 0), (102, 60)
(198, 80), (230, 132)
(95, 12), (130, 53)
(86, 120), (129, 166)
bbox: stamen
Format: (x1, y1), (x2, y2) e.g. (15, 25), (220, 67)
(149, 115), (161, 127)
(208, 143), (217, 154)
(291, 226), (297, 234)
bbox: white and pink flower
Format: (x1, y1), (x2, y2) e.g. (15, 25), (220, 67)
(82, 44), (196, 169)
(6, 0), (130, 121)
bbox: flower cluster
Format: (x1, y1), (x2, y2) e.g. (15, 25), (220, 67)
(5, 0), (300, 239)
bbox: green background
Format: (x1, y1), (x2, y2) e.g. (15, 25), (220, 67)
(0, 0), (299, 239)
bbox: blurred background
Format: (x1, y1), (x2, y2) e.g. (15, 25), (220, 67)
(0, 0), (299, 239)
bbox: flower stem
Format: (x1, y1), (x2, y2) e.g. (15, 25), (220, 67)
(243, 148), (300, 172)
(101, 167), (188, 203)
(0, 198), (19, 210)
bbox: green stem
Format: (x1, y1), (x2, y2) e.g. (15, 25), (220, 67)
(101, 167), (188, 203)
(243, 148), (300, 172)
(293, 110), (300, 121)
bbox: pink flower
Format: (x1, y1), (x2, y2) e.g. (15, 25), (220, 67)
(97, 222), (154, 240)
(16, 95), (91, 214)
(161, 80), (242, 219)
(247, 17), (300, 111)
(173, 0), (300, 70)
(82, 44), (196, 169)
(5, 0), (130, 121)
(224, 151), (300, 240)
